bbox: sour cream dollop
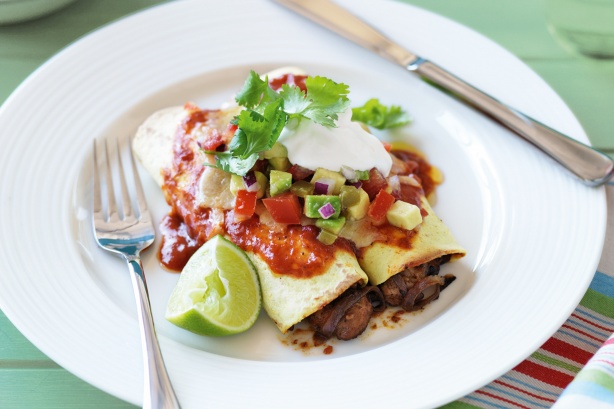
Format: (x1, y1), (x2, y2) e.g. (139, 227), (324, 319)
(278, 109), (392, 176)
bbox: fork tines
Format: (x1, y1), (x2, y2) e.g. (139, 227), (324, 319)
(92, 137), (150, 224)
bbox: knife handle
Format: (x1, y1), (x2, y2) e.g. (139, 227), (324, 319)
(272, 0), (418, 67)
(409, 58), (613, 186)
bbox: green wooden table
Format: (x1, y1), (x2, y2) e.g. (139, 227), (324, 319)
(1, 1), (612, 408)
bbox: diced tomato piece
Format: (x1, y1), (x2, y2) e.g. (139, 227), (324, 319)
(368, 190), (395, 221)
(269, 74), (307, 92)
(361, 168), (388, 200)
(381, 141), (392, 152)
(262, 193), (302, 224)
(226, 123), (238, 134)
(234, 190), (258, 221)
(287, 164), (315, 181)
(200, 129), (225, 151)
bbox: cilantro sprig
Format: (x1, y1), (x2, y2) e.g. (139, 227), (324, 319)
(207, 71), (350, 176)
(234, 70), (279, 110)
(351, 98), (411, 130)
(211, 99), (287, 175)
(280, 78), (350, 127)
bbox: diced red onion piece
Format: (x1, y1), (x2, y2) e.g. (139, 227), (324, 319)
(318, 202), (336, 219)
(388, 175), (400, 196)
(243, 172), (259, 192)
(314, 178), (334, 195)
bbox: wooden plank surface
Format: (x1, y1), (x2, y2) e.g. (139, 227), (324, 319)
(0, 312), (136, 407)
(0, 0), (612, 408)
(0, 0), (169, 104)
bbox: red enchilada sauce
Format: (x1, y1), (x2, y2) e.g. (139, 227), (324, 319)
(158, 213), (201, 272)
(225, 219), (353, 279)
(157, 98), (354, 277)
(157, 74), (439, 276)
(391, 149), (437, 199)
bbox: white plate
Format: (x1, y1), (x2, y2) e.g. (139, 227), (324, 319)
(0, 1), (607, 408)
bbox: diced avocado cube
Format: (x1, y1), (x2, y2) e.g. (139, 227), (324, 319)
(304, 195), (341, 219)
(263, 142), (288, 159)
(316, 217), (346, 235)
(268, 157), (291, 171)
(254, 171), (268, 199)
(269, 170), (292, 197)
(230, 174), (244, 197)
(355, 169), (370, 180)
(386, 200), (422, 231)
(316, 229), (338, 245)
(230, 172), (267, 198)
(290, 180), (314, 198)
(344, 188), (369, 220)
(339, 185), (361, 209)
(312, 168), (346, 195)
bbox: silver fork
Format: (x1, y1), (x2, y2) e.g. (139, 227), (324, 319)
(92, 137), (181, 409)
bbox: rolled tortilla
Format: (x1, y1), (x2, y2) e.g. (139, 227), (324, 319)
(248, 242), (367, 333)
(356, 196), (465, 286)
(133, 104), (368, 334)
(132, 106), (185, 187)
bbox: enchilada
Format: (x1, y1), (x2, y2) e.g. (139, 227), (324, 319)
(132, 68), (464, 341)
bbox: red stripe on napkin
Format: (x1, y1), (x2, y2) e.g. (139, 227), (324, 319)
(541, 338), (593, 365)
(593, 359), (614, 368)
(475, 390), (532, 409)
(513, 361), (574, 388)
(493, 380), (557, 403)
(572, 313), (613, 332)
(561, 324), (603, 343)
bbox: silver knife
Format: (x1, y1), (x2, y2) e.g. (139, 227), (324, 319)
(272, 0), (614, 187)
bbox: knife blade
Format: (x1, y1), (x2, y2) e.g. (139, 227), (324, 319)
(272, 0), (614, 187)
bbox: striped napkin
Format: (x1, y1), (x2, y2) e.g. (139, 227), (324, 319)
(442, 180), (614, 409)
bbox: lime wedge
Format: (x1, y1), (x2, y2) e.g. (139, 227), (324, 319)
(165, 235), (261, 336)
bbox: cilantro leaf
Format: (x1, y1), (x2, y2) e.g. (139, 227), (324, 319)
(207, 151), (259, 176)
(351, 98), (411, 130)
(209, 98), (287, 176)
(302, 76), (350, 127)
(278, 84), (311, 116)
(234, 70), (278, 110)
(277, 76), (350, 127)
(230, 98), (287, 155)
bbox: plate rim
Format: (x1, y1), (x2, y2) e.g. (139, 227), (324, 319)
(0, 0), (607, 407)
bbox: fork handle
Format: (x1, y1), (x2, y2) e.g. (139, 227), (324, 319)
(128, 258), (182, 409)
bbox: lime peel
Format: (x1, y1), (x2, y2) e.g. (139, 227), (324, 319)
(165, 235), (261, 336)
